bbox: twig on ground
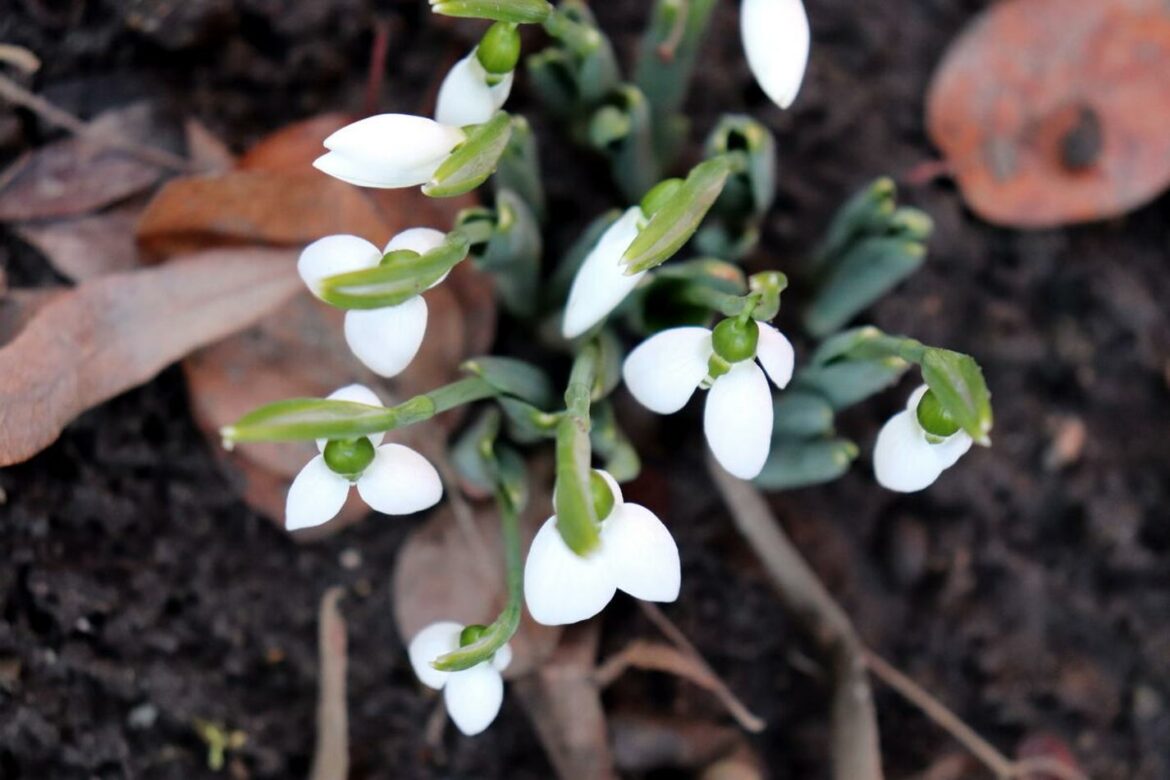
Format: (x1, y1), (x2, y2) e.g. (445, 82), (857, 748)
(707, 454), (884, 780)
(309, 588), (349, 780)
(0, 73), (194, 172)
(0, 44), (41, 74)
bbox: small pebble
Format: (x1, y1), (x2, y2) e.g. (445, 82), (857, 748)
(339, 548), (362, 570)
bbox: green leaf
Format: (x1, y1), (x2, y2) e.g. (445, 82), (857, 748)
(920, 349), (993, 444)
(462, 356), (554, 408)
(498, 397), (560, 443)
(430, 0), (552, 24)
(773, 391), (835, 438)
(494, 116), (546, 222)
(424, 112), (513, 198)
(803, 236), (926, 338)
(794, 358), (909, 411)
(810, 177), (896, 273)
(450, 409), (503, 495)
(603, 86), (661, 203)
(222, 398), (395, 444)
(590, 402), (641, 482)
(621, 156), (732, 274)
(593, 328), (625, 400)
(472, 189), (543, 318)
(541, 2), (620, 104)
(754, 437), (858, 491)
(318, 234), (470, 309)
(705, 115), (777, 220)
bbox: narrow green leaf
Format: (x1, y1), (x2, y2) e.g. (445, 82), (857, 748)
(804, 236), (926, 338)
(473, 189), (543, 317)
(424, 112), (513, 198)
(461, 356), (554, 408)
(810, 177), (896, 272)
(494, 116), (546, 222)
(590, 401), (641, 482)
(794, 358), (909, 411)
(920, 349), (993, 444)
(431, 0), (552, 24)
(222, 399), (394, 444)
(498, 397), (560, 443)
(622, 156), (731, 274)
(450, 409), (502, 495)
(754, 437), (859, 491)
(773, 391), (835, 438)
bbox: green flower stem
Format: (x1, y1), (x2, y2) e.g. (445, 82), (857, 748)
(553, 343), (603, 555)
(676, 284), (763, 322)
(432, 480), (524, 671)
(221, 377), (497, 444)
(847, 334), (927, 365)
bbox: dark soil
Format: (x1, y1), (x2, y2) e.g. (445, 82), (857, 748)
(2, 1), (1169, 778)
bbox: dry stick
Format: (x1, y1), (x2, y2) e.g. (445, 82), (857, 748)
(0, 44), (42, 73)
(707, 454), (885, 780)
(309, 588), (349, 780)
(638, 602), (766, 732)
(0, 73), (194, 172)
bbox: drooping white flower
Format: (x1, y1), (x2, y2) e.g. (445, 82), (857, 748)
(285, 384), (442, 531)
(622, 322), (795, 480)
(298, 227), (448, 378)
(435, 53), (514, 127)
(873, 385), (973, 493)
(561, 207), (647, 339)
(313, 114), (466, 189)
(741, 0), (810, 110)
(524, 471), (680, 626)
(408, 621), (512, 736)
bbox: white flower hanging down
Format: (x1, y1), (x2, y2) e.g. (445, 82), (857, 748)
(298, 227), (448, 378)
(408, 621), (512, 736)
(623, 321), (795, 480)
(740, 0), (810, 109)
(285, 384), (442, 531)
(435, 52), (514, 127)
(313, 114), (465, 189)
(561, 206), (646, 339)
(873, 385), (973, 493)
(524, 471), (680, 625)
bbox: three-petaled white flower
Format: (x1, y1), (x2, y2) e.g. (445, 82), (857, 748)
(622, 323), (795, 480)
(873, 385), (973, 493)
(740, 0), (810, 110)
(524, 471), (680, 626)
(298, 227), (447, 378)
(561, 206), (646, 339)
(435, 52), (514, 128)
(285, 384), (442, 531)
(313, 114), (466, 189)
(408, 621), (512, 736)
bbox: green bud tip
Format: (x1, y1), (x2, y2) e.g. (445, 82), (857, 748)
(477, 22), (521, 74)
(459, 624), (489, 647)
(590, 470), (616, 522)
(323, 438), (376, 479)
(639, 178), (684, 218)
(916, 389), (961, 439)
(712, 318), (759, 364)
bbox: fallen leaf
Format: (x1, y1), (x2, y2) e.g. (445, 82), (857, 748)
(236, 113), (352, 172)
(0, 288), (65, 346)
(0, 248), (300, 466)
(13, 199), (144, 281)
(185, 118), (235, 173)
(927, 0), (1170, 227)
(0, 102), (173, 221)
(309, 588), (348, 780)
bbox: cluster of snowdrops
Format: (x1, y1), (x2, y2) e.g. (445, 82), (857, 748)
(222, 0), (993, 737)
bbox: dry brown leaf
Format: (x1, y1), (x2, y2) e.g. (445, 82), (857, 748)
(0, 248), (300, 466)
(0, 103), (171, 221)
(14, 199), (145, 281)
(184, 118), (235, 173)
(0, 288), (65, 346)
(236, 113), (352, 172)
(309, 588), (348, 780)
(927, 0), (1170, 227)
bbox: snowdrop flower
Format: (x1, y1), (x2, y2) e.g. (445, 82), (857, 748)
(408, 621), (512, 736)
(285, 384), (442, 531)
(436, 52), (514, 127)
(298, 228), (448, 378)
(741, 0), (810, 109)
(873, 385), (973, 493)
(561, 206), (646, 338)
(623, 319), (795, 480)
(313, 114), (465, 189)
(525, 470), (680, 625)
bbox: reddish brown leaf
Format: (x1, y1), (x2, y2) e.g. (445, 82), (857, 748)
(1016, 732), (1084, 780)
(927, 0), (1170, 228)
(185, 118), (235, 173)
(14, 199), (144, 281)
(0, 289), (65, 346)
(0, 103), (169, 221)
(237, 113), (352, 172)
(0, 249), (300, 466)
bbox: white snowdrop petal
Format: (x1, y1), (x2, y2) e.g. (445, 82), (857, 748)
(285, 455), (351, 531)
(704, 361), (774, 479)
(601, 504), (681, 603)
(906, 384), (929, 411)
(562, 207), (646, 338)
(622, 327), (714, 414)
(932, 431), (973, 471)
(755, 322), (796, 389)
(384, 227), (450, 289)
(356, 444), (442, 515)
(741, 0), (810, 110)
(594, 469), (624, 516)
(444, 665), (504, 736)
(873, 409), (945, 493)
(408, 621), (463, 690)
(297, 235), (382, 296)
(435, 55), (513, 127)
(523, 516), (617, 626)
(344, 297), (429, 378)
(323, 114), (465, 171)
(317, 384), (385, 451)
(491, 643), (513, 673)
(313, 151), (399, 188)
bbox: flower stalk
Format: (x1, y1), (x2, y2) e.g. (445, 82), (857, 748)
(553, 342), (603, 555)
